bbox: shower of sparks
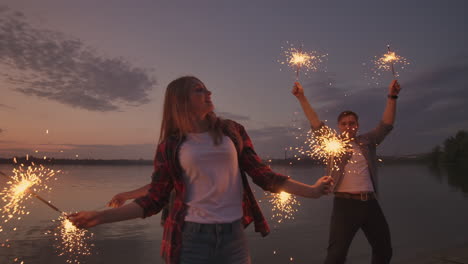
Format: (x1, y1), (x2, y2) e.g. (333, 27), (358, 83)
(268, 191), (300, 223)
(373, 45), (409, 78)
(278, 42), (327, 79)
(0, 163), (58, 226)
(292, 125), (352, 175)
(49, 215), (94, 264)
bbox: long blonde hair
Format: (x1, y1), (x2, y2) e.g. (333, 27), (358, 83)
(159, 76), (224, 145)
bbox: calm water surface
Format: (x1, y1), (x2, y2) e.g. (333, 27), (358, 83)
(0, 163), (467, 264)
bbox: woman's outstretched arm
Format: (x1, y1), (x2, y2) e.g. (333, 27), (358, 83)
(107, 184), (151, 208)
(281, 177), (334, 198)
(69, 202), (144, 228)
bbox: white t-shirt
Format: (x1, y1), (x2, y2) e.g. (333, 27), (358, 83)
(179, 132), (243, 223)
(336, 142), (375, 193)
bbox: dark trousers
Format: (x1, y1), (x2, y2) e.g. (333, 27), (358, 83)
(324, 197), (392, 264)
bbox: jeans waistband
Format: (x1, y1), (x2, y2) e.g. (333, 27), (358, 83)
(183, 219), (242, 233)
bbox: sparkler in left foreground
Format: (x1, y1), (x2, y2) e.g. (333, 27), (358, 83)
(0, 164), (60, 226)
(267, 191), (300, 223)
(278, 42), (327, 80)
(48, 214), (94, 264)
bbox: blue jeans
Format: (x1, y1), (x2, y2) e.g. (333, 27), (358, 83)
(180, 219), (251, 264)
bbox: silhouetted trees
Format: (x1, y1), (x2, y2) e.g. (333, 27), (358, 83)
(431, 130), (468, 164)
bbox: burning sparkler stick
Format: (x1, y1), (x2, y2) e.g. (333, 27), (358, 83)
(387, 45), (396, 78)
(373, 45), (409, 79)
(0, 170), (63, 214)
(293, 126), (351, 178)
(326, 155), (335, 177)
(294, 45), (303, 80)
(278, 42), (327, 81)
(315, 128), (351, 177)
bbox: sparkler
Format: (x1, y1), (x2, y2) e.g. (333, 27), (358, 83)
(386, 45), (396, 78)
(312, 127), (351, 176)
(293, 126), (352, 177)
(49, 214), (94, 264)
(0, 163), (60, 254)
(374, 45), (409, 78)
(278, 42), (327, 80)
(0, 168), (62, 222)
(267, 191), (300, 223)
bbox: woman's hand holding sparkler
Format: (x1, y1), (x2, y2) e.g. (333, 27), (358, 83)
(68, 211), (101, 228)
(107, 192), (130, 208)
(312, 176), (334, 198)
(69, 202), (144, 228)
(280, 176), (334, 199)
(107, 184), (151, 208)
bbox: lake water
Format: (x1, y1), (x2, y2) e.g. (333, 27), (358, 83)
(0, 163), (467, 264)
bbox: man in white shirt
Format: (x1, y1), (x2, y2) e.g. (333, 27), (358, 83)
(292, 80), (401, 264)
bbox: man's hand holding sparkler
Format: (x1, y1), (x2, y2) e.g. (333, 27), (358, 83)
(382, 80), (402, 126)
(389, 79), (401, 97)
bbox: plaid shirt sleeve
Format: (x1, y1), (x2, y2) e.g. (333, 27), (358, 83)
(134, 141), (174, 218)
(237, 123), (289, 193)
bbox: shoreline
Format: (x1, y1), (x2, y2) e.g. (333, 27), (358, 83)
(395, 243), (468, 264)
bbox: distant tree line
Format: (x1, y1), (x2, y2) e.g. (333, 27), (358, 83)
(0, 156), (153, 166)
(430, 130), (468, 164)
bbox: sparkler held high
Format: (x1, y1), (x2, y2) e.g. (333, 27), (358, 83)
(278, 42), (327, 81)
(374, 45), (409, 79)
(386, 45), (396, 78)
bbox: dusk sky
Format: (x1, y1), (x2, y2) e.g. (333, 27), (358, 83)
(1, 0), (467, 159)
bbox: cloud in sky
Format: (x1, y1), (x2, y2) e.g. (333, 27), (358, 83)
(0, 103), (15, 110)
(0, 7), (157, 111)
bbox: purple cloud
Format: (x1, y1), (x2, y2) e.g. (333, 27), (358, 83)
(0, 7), (157, 112)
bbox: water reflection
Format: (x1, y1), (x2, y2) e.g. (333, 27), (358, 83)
(429, 164), (468, 195)
(1, 163), (468, 264)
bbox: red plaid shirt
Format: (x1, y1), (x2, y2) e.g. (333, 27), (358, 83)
(134, 120), (289, 264)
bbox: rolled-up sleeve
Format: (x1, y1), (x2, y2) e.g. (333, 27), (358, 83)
(134, 143), (173, 218)
(365, 121), (393, 145)
(237, 124), (289, 193)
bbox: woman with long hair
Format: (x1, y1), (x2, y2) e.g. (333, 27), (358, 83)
(70, 76), (333, 264)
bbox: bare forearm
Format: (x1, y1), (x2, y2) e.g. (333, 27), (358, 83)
(123, 184), (151, 199)
(280, 178), (318, 198)
(296, 95), (322, 129)
(382, 98), (397, 125)
(98, 202), (144, 224)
